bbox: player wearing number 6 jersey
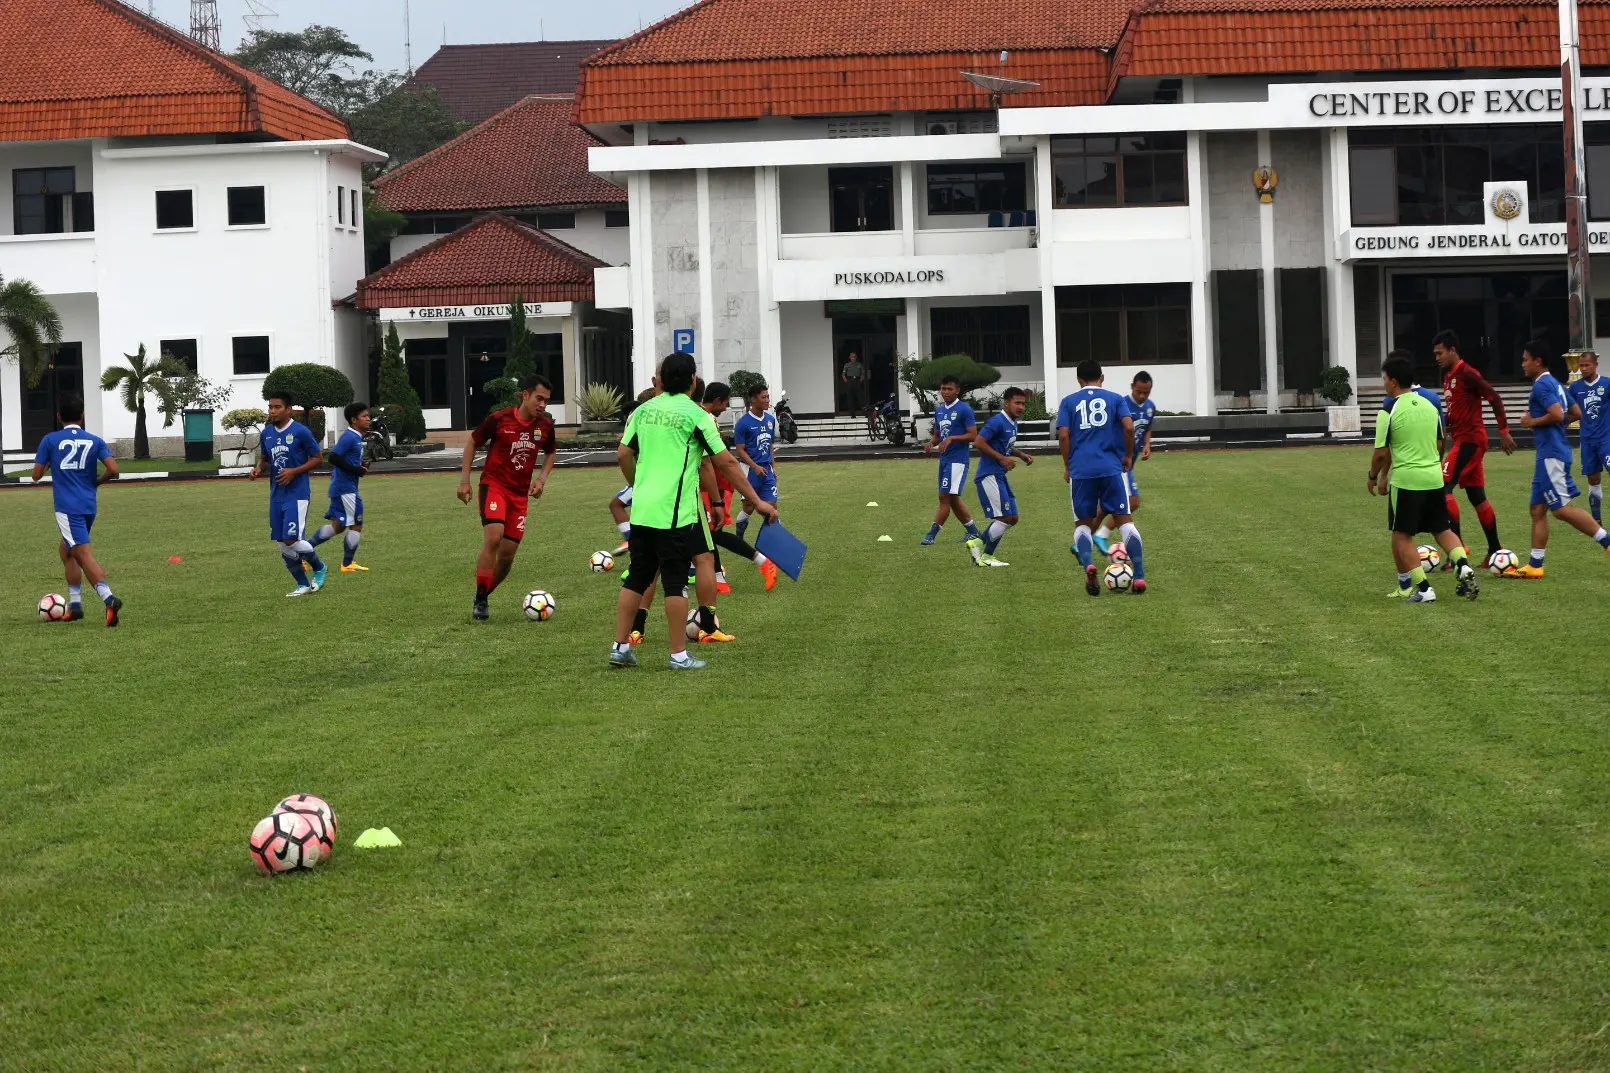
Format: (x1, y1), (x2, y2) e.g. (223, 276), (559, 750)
(1056, 360), (1146, 596)
(31, 394), (122, 625)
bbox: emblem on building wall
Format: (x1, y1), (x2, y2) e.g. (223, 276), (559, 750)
(1252, 166), (1278, 203)
(1491, 189), (1523, 220)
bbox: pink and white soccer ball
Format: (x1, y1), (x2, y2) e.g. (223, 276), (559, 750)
(274, 793), (338, 853)
(249, 811), (327, 874)
(38, 594), (67, 622)
(1107, 544), (1130, 564)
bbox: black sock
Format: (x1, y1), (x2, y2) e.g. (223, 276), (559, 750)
(698, 605), (717, 633)
(1482, 523), (1501, 556)
(632, 608), (648, 634)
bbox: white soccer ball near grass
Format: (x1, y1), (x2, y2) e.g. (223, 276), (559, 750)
(38, 594), (67, 622)
(1107, 544), (1130, 564)
(590, 550), (614, 573)
(274, 794), (338, 855)
(523, 590), (557, 621)
(1417, 544), (1442, 572)
(1488, 548), (1519, 575)
(1103, 562), (1134, 591)
(249, 811), (327, 875)
(685, 608), (719, 640)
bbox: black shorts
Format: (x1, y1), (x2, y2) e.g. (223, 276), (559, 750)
(622, 523), (713, 598)
(1389, 487), (1450, 536)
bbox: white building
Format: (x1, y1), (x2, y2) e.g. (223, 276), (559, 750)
(0, 0), (384, 462)
(575, 0), (1610, 418)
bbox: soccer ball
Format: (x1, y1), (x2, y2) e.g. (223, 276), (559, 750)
(685, 607), (719, 640)
(1417, 544), (1442, 572)
(1107, 543), (1130, 563)
(1489, 548), (1519, 575)
(38, 594), (67, 622)
(590, 550), (615, 573)
(249, 811), (327, 875)
(523, 590), (556, 621)
(274, 793), (338, 852)
(1103, 562), (1134, 591)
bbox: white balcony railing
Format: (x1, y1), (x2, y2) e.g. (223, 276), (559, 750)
(779, 231), (903, 260)
(914, 226), (1035, 256)
(0, 232), (95, 295)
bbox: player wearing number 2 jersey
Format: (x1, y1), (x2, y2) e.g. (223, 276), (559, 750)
(1056, 360), (1146, 597)
(31, 394), (123, 625)
(1434, 330), (1515, 566)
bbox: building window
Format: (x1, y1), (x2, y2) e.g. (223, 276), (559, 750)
(14, 167), (75, 235)
(1214, 271), (1263, 394)
(1052, 134), (1187, 207)
(536, 211), (576, 230)
(1350, 126), (1569, 226)
(227, 186), (267, 226)
(1348, 146), (1397, 226)
(231, 335), (270, 375)
(155, 189), (194, 230)
(405, 339), (450, 407)
(926, 162), (1027, 215)
(930, 305), (1032, 366)
(337, 186), (346, 225)
(604, 209), (629, 228)
(71, 192), (94, 233)
(400, 214), (471, 235)
(1056, 284), (1191, 367)
(160, 338), (199, 374)
(351, 189), (360, 230)
(533, 333), (566, 402)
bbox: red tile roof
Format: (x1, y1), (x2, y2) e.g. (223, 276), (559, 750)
(372, 96), (624, 212)
(414, 41), (615, 124)
(355, 213), (607, 308)
(0, 0), (348, 142)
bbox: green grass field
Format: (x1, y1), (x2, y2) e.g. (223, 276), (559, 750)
(5, 447), (1610, 1070)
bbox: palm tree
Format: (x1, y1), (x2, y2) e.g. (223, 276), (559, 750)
(0, 273), (64, 387)
(100, 344), (184, 459)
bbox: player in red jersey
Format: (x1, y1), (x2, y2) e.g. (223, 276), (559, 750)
(456, 374), (556, 620)
(1434, 330), (1516, 566)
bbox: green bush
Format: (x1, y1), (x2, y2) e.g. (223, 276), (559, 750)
(376, 323), (426, 443)
(912, 353), (1000, 394)
(579, 383), (624, 422)
(1319, 366), (1353, 406)
(1022, 390), (1049, 421)
(486, 296), (537, 412)
(728, 370), (767, 403)
(262, 363), (355, 410)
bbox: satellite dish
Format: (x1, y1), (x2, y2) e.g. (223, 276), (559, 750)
(960, 72), (1040, 94)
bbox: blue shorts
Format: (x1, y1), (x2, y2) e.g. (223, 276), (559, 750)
(326, 492), (363, 527)
(939, 459), (969, 495)
(745, 466), (778, 503)
(1532, 455), (1580, 510)
(1581, 436), (1610, 477)
(54, 511), (95, 548)
(975, 473), (1017, 519)
(1124, 469), (1140, 498)
(1071, 474), (1130, 521)
(270, 498), (310, 541)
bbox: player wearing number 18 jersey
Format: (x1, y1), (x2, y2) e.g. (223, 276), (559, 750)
(1434, 330), (1515, 565)
(31, 394), (122, 625)
(1056, 360), (1145, 596)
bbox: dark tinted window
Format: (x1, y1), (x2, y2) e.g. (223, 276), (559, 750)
(156, 189), (194, 230)
(926, 162), (1027, 215)
(405, 339), (450, 407)
(1349, 146), (1397, 226)
(604, 209), (630, 227)
(930, 305), (1032, 366)
(1056, 284), (1191, 366)
(232, 336), (270, 375)
(1351, 126), (1570, 225)
(536, 211), (576, 230)
(160, 338), (199, 374)
(227, 186), (266, 226)
(1052, 133), (1186, 207)
(14, 167), (75, 235)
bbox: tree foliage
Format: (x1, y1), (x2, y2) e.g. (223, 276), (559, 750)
(0, 274), (64, 388)
(728, 370), (768, 403)
(232, 25), (373, 114)
(377, 323), (426, 443)
(100, 344), (186, 459)
(483, 297), (539, 412)
(912, 353), (1001, 394)
(349, 78), (464, 179)
(262, 363), (355, 410)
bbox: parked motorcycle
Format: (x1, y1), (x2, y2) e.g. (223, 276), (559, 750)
(775, 392), (799, 444)
(872, 393), (905, 446)
(362, 411), (395, 463)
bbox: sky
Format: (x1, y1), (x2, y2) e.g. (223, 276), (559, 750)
(145, 0), (688, 71)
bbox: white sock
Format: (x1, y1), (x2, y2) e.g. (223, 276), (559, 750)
(292, 539), (316, 556)
(93, 581), (113, 601)
(736, 510), (751, 526)
(1594, 485), (1605, 501)
(311, 524), (336, 545)
(1531, 547), (1547, 563)
(280, 545), (300, 564)
(344, 529), (361, 550)
(1120, 521), (1142, 546)
(1095, 525), (1110, 539)
(671, 650), (696, 664)
(617, 521), (630, 535)
(987, 521), (1008, 543)
(716, 570), (727, 583)
(613, 641), (631, 653)
(68, 583), (83, 607)
(752, 552), (769, 565)
(1595, 528), (1609, 543)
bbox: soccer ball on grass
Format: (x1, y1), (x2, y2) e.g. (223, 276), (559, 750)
(523, 590), (557, 621)
(249, 811), (327, 875)
(1417, 544), (1442, 572)
(1103, 562), (1134, 592)
(274, 793), (338, 853)
(685, 608), (719, 640)
(1488, 548), (1519, 575)
(1107, 544), (1130, 563)
(38, 594), (67, 622)
(589, 550), (614, 573)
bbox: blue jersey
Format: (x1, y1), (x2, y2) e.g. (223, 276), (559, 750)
(1126, 395), (1158, 461)
(1568, 376), (1610, 442)
(34, 425), (111, 515)
(1056, 387), (1131, 479)
(327, 428), (364, 498)
(734, 410), (777, 471)
(1529, 372), (1573, 461)
(933, 399), (976, 464)
(260, 419), (321, 500)
(974, 412), (1018, 479)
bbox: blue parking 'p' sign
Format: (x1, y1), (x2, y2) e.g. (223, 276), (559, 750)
(673, 329), (695, 354)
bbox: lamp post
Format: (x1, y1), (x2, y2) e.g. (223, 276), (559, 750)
(1561, 0), (1594, 371)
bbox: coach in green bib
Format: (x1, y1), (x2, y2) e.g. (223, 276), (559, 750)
(611, 352), (778, 670)
(1368, 352), (1478, 603)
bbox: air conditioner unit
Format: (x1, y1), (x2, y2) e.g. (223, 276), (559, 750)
(927, 120), (958, 136)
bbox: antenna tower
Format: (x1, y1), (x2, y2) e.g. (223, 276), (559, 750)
(243, 0), (278, 33)
(404, 0), (413, 73)
(189, 0), (221, 49)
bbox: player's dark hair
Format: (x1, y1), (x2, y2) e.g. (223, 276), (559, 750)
(1132, 371), (1153, 385)
(1387, 347), (1415, 365)
(1432, 329), (1460, 352)
(57, 393), (84, 423)
(940, 374), (960, 387)
(703, 381), (730, 405)
(1001, 386), (1027, 402)
(344, 402), (368, 423)
(1076, 360), (1102, 383)
(519, 374), (551, 394)
(1382, 355), (1414, 390)
(267, 389), (294, 408)
(660, 352), (697, 395)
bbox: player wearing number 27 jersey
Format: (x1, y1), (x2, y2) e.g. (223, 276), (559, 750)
(1056, 360), (1146, 596)
(31, 394), (123, 624)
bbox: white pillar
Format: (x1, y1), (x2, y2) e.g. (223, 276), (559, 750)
(899, 160), (916, 256)
(753, 165), (783, 395)
(1035, 135), (1060, 408)
(695, 168), (715, 381)
(1258, 129), (1279, 414)
(1322, 127), (1358, 385)
(629, 168), (657, 393)
(1187, 129), (1215, 417)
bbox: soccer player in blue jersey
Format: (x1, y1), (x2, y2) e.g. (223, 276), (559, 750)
(309, 402), (371, 573)
(1057, 360), (1146, 596)
(31, 394), (123, 625)
(971, 385), (1033, 567)
(1510, 340), (1610, 578)
(732, 385), (779, 541)
(249, 390), (328, 596)
(1567, 350), (1610, 522)
(921, 374), (985, 556)
(1095, 371), (1157, 555)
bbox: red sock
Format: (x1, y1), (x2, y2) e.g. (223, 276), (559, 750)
(475, 568), (494, 597)
(1475, 500), (1496, 528)
(1445, 494), (1461, 524)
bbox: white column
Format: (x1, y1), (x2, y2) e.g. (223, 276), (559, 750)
(754, 166), (784, 395)
(1257, 129), (1279, 414)
(695, 168), (716, 381)
(899, 160), (916, 256)
(629, 169), (657, 392)
(1187, 129), (1215, 417)
(1322, 127), (1358, 384)
(1035, 135), (1060, 407)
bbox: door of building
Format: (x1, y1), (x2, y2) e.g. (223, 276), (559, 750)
(20, 342), (83, 450)
(829, 166), (894, 232)
(464, 335), (508, 427)
(1391, 271), (1567, 383)
(832, 315), (897, 415)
